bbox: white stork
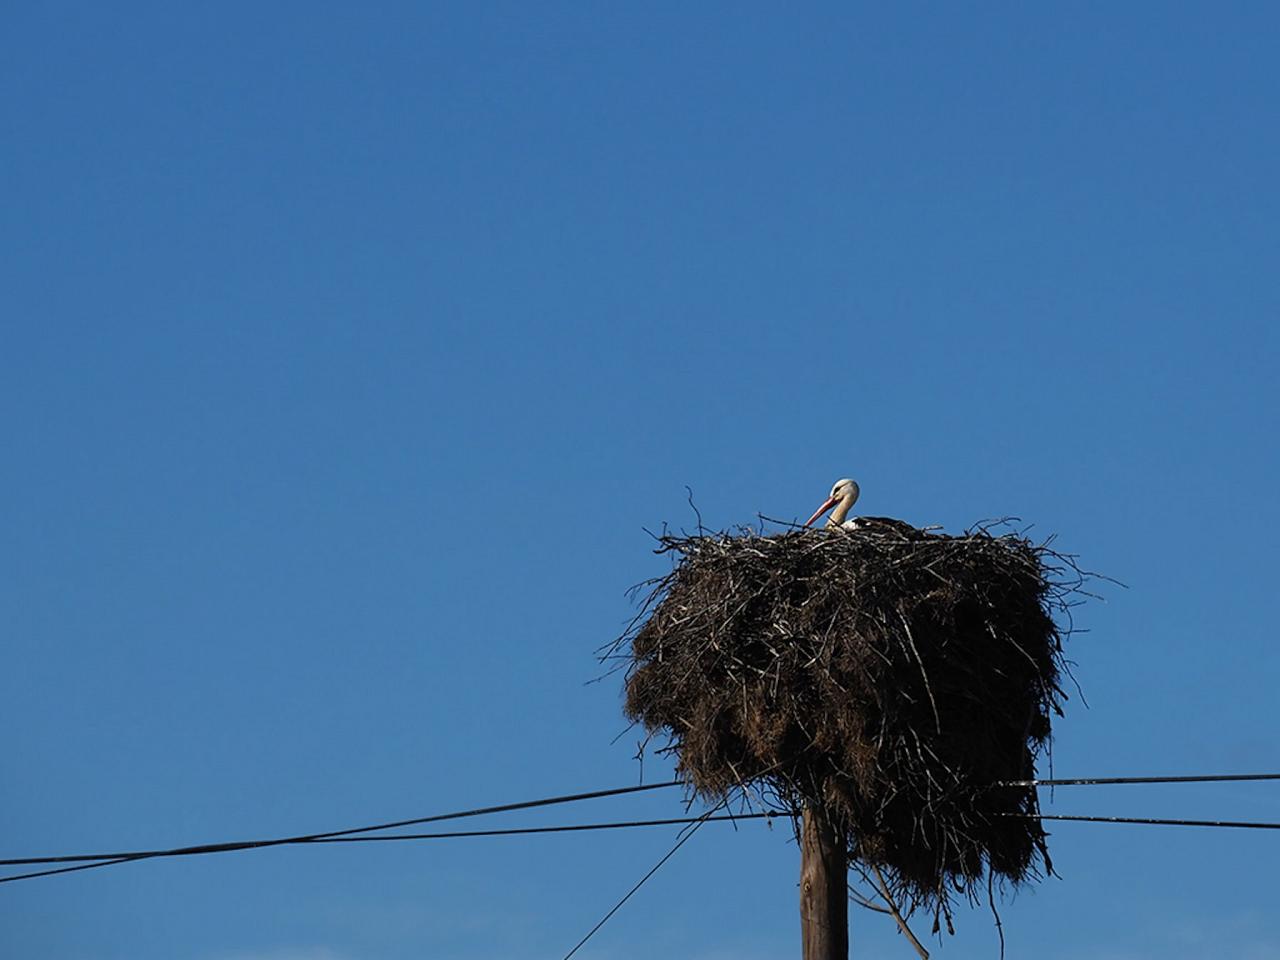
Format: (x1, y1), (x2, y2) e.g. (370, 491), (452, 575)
(803, 478), (861, 529)
(803, 477), (918, 536)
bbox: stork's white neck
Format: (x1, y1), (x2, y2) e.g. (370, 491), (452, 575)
(828, 495), (857, 527)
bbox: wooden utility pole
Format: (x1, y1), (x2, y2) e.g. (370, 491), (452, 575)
(801, 804), (849, 960)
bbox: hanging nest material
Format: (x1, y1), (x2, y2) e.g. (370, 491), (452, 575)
(613, 520), (1089, 928)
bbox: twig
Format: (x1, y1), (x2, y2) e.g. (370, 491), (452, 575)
(900, 613), (941, 734)
(686, 486), (706, 534)
(848, 883), (893, 914)
(870, 864), (931, 960)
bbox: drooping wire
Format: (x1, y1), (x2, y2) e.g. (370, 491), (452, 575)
(8, 807), (1280, 885)
(7, 770), (1280, 885)
(316, 812), (782, 845)
(0, 780), (681, 882)
(1007, 813), (1280, 830)
(1, 812), (783, 868)
(992, 772), (1280, 788)
(561, 812), (714, 960)
(0, 857), (138, 884)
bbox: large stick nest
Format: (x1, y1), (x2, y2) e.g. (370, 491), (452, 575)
(614, 520), (1088, 925)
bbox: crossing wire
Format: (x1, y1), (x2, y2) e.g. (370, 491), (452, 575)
(0, 780), (681, 882)
(6, 770), (1280, 885)
(561, 809), (717, 960)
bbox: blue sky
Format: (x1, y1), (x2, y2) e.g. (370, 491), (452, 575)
(3, 3), (1278, 958)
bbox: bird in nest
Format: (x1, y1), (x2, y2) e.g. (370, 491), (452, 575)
(803, 477), (917, 536)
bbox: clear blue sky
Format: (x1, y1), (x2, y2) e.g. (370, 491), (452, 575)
(3, 3), (1278, 958)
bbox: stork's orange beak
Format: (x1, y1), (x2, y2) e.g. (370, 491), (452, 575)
(803, 495), (840, 528)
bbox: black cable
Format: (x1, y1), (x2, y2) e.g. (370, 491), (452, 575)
(0, 780), (680, 879)
(561, 813), (712, 960)
(993, 772), (1280, 788)
(9, 808), (1280, 884)
(0, 857), (138, 884)
(313, 812), (784, 844)
(1009, 813), (1280, 830)
(0, 812), (778, 885)
(7, 770), (1280, 885)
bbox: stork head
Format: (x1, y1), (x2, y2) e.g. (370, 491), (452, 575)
(803, 478), (860, 528)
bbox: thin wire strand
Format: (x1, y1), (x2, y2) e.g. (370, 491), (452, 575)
(9, 809), (1280, 885)
(993, 772), (1280, 788)
(1010, 813), (1280, 830)
(312, 812), (783, 844)
(2, 812), (787, 869)
(0, 857), (138, 884)
(0, 781), (680, 877)
(7, 771), (1280, 883)
(560, 814), (712, 960)
(0, 813), (777, 885)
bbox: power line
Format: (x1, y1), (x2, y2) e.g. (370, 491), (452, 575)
(549, 805), (1280, 957)
(561, 813), (712, 960)
(315, 812), (783, 844)
(0, 780), (680, 883)
(323, 810), (1280, 836)
(993, 772), (1280, 788)
(1010, 813), (1280, 830)
(9, 807), (1280, 886)
(7, 770), (1280, 885)
(1, 812), (784, 867)
(0, 857), (137, 885)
